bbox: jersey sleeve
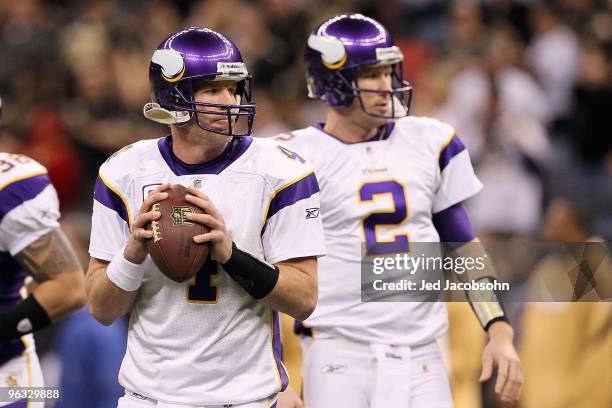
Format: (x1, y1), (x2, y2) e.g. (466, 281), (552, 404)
(261, 169), (326, 265)
(433, 130), (483, 213)
(88, 169), (132, 261)
(0, 173), (60, 256)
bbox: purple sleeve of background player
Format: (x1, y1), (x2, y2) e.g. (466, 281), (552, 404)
(432, 202), (476, 243)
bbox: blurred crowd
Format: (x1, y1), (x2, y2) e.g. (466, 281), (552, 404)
(0, 0), (610, 407)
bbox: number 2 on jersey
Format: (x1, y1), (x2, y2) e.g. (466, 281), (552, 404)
(186, 257), (219, 303)
(359, 180), (410, 255)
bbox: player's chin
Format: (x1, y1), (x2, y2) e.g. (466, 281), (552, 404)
(363, 110), (389, 127)
(204, 118), (231, 132)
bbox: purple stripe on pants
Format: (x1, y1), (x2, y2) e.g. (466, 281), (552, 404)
(272, 311), (289, 391)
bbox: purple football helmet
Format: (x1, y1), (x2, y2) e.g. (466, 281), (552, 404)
(145, 27), (255, 137)
(305, 14), (412, 118)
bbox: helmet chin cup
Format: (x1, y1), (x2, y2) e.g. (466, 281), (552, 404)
(143, 102), (191, 124)
(392, 95), (408, 117)
(354, 81), (412, 119)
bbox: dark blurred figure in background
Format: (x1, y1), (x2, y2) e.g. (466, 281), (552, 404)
(566, 33), (612, 170)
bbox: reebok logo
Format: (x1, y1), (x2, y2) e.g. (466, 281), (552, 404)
(321, 364), (347, 374)
(306, 208), (320, 219)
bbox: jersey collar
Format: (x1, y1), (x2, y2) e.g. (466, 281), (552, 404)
(158, 135), (252, 176)
(313, 122), (395, 144)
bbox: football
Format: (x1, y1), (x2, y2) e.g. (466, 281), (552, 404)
(146, 184), (209, 282)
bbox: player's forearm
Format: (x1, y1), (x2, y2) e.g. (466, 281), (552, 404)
(14, 227), (86, 320)
(31, 271), (86, 321)
(85, 258), (138, 325)
(260, 259), (318, 321)
(453, 238), (509, 330)
(219, 243), (318, 320)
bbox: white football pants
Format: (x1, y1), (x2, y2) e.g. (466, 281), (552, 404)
(301, 335), (453, 408)
(0, 335), (45, 408)
(117, 391), (277, 408)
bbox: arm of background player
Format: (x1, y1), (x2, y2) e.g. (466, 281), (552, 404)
(260, 256), (317, 321)
(433, 204), (507, 326)
(85, 257), (139, 326)
(14, 227), (86, 321)
(433, 203), (523, 401)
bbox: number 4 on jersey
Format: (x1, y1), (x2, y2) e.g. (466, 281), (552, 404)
(276, 145), (305, 163)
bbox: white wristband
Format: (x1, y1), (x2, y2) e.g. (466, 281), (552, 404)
(106, 247), (147, 292)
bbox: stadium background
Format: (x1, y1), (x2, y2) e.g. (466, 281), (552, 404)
(0, 0), (610, 406)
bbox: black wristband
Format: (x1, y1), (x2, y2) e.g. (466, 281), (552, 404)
(484, 316), (510, 332)
(0, 294), (51, 341)
(222, 242), (280, 299)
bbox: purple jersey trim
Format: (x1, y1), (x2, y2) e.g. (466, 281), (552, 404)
(158, 135), (252, 176)
(0, 174), (50, 222)
(439, 134), (466, 171)
(262, 172), (319, 235)
(93, 176), (129, 224)
(432, 202), (476, 243)
(272, 311), (289, 392)
(313, 121), (395, 143)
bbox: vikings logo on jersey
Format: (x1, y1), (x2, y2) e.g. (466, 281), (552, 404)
(5, 372), (18, 387)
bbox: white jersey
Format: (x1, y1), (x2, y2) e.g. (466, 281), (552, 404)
(88, 136), (325, 405)
(0, 153), (59, 389)
(278, 117), (482, 346)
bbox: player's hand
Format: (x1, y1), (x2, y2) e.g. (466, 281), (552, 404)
(277, 386), (303, 408)
(184, 187), (233, 263)
(124, 183), (170, 264)
(479, 321), (523, 403)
